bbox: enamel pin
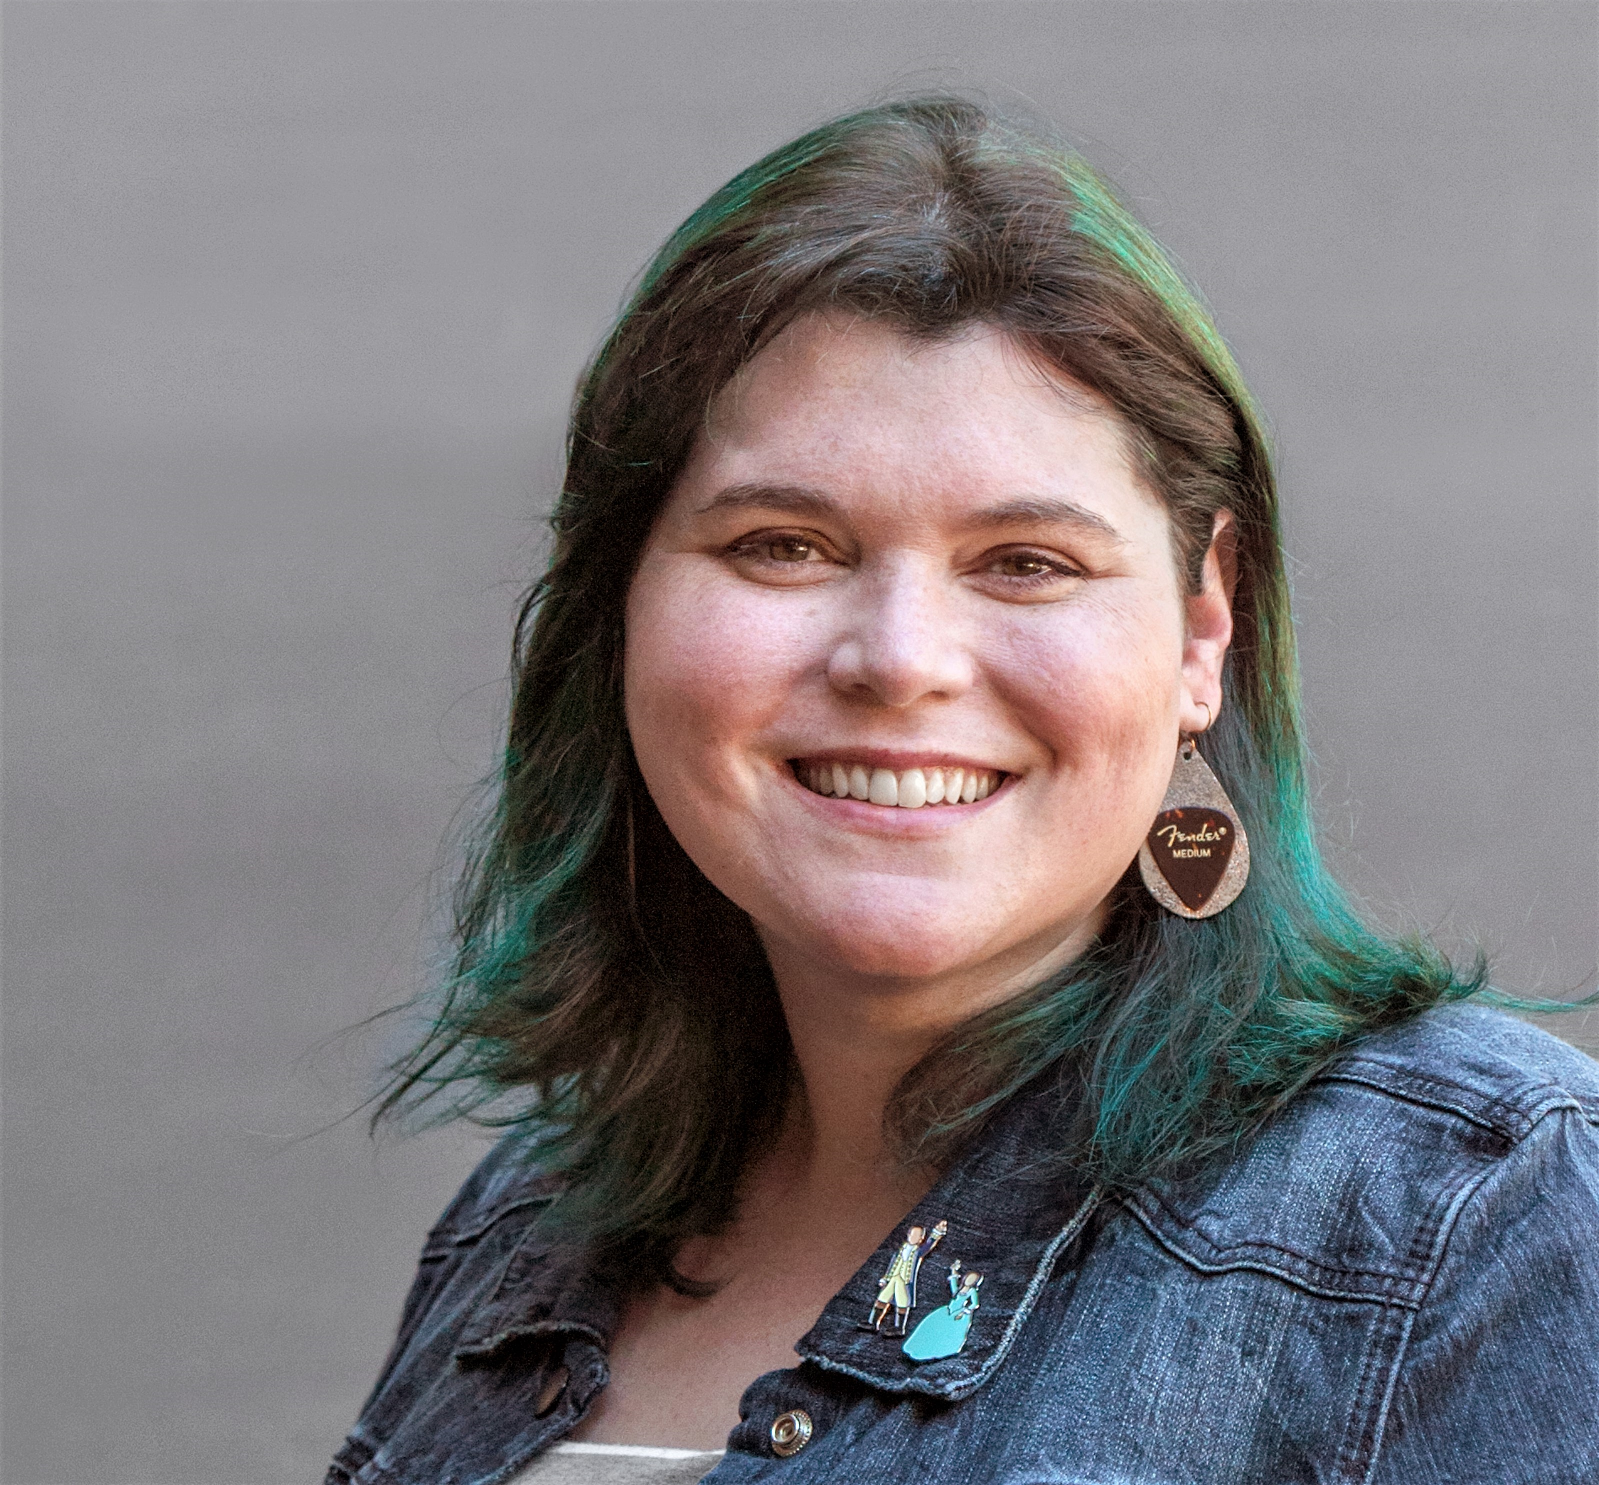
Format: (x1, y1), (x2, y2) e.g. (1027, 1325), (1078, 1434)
(867, 1219), (948, 1334)
(902, 1259), (983, 1362)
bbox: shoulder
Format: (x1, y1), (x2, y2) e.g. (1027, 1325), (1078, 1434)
(1125, 1004), (1599, 1304)
(1318, 1001), (1599, 1131)
(326, 1131), (573, 1483)
(423, 1124), (563, 1251)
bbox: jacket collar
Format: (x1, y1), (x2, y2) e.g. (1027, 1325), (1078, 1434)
(453, 1072), (1099, 1403)
(795, 1076), (1100, 1401)
(454, 1230), (616, 1362)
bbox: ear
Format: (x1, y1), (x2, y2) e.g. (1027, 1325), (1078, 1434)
(1179, 510), (1236, 734)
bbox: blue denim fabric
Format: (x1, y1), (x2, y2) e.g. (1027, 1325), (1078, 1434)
(327, 1006), (1599, 1484)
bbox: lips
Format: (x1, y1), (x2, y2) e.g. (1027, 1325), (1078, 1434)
(792, 759), (1004, 809)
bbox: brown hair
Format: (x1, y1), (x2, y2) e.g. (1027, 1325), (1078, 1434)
(382, 95), (1476, 1277)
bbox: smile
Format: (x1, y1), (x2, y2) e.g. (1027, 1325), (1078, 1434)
(791, 760), (1006, 809)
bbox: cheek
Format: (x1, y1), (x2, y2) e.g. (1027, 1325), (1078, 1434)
(994, 594), (1184, 792)
(623, 558), (812, 786)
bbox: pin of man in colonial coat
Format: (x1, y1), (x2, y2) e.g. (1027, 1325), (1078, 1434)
(868, 1219), (948, 1333)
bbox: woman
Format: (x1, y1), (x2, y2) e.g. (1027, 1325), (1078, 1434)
(902, 1262), (983, 1363)
(328, 98), (1599, 1484)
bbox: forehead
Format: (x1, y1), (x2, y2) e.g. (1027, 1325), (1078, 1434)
(682, 314), (1163, 531)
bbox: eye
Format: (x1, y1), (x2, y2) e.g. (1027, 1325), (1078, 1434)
(726, 532), (827, 564)
(723, 528), (842, 581)
(979, 547), (1084, 587)
(991, 553), (1060, 578)
(761, 536), (823, 564)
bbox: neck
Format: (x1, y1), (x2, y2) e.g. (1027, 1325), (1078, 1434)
(668, 917), (1102, 1295)
(756, 910), (1104, 1209)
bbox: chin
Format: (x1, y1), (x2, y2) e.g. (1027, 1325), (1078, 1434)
(761, 899), (1011, 983)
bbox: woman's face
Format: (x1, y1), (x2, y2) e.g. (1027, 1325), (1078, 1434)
(625, 315), (1231, 997)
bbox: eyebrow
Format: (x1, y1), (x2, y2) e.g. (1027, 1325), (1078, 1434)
(964, 496), (1124, 543)
(695, 484), (840, 519)
(695, 483), (1126, 542)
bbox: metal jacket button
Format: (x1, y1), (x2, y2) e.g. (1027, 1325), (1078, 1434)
(770, 1408), (813, 1457)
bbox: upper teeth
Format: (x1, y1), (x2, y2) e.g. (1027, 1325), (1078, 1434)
(798, 762), (1000, 808)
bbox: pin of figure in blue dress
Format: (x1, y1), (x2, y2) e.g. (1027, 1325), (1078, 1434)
(902, 1260), (983, 1362)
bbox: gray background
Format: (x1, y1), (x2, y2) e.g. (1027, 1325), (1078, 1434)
(4, 3), (1595, 1481)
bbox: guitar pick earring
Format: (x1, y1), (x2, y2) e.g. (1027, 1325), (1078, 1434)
(1138, 704), (1250, 918)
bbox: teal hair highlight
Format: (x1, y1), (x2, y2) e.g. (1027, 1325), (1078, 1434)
(378, 96), (1501, 1269)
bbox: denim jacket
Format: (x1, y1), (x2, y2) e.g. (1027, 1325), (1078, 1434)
(327, 1006), (1599, 1484)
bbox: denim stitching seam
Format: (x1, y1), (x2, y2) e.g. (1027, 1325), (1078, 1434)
(1126, 1191), (1431, 1304)
(1336, 1144), (1501, 1482)
(952, 1186), (1104, 1399)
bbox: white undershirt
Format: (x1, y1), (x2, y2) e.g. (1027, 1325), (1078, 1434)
(512, 1441), (725, 1483)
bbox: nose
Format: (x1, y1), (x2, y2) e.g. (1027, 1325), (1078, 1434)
(825, 557), (974, 707)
